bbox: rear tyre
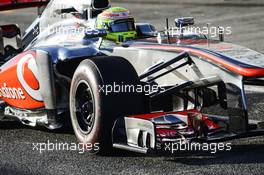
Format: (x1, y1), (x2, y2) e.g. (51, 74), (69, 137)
(70, 56), (147, 154)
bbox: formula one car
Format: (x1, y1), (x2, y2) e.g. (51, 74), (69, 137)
(1, 0), (264, 154)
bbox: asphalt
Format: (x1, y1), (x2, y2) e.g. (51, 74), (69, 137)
(1, 1), (264, 175)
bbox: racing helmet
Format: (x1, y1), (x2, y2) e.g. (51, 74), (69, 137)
(96, 7), (137, 43)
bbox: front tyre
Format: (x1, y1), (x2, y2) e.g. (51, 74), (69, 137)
(70, 56), (147, 154)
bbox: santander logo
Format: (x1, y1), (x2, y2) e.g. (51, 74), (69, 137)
(16, 54), (43, 102)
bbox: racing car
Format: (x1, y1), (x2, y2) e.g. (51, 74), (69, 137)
(1, 0), (264, 154)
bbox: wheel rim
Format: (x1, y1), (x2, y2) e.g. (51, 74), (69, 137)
(74, 80), (95, 134)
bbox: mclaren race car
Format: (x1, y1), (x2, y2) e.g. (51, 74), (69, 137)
(1, 0), (264, 154)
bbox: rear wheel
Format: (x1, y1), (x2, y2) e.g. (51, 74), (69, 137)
(70, 56), (147, 154)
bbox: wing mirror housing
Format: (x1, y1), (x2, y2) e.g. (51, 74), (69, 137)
(0, 24), (22, 50)
(136, 23), (157, 38)
(1, 24), (21, 38)
(92, 0), (110, 10)
(175, 17), (194, 27)
(73, 0), (110, 12)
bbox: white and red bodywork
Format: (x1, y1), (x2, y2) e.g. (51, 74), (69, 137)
(0, 51), (44, 109)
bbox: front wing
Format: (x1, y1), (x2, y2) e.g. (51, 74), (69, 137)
(112, 110), (264, 154)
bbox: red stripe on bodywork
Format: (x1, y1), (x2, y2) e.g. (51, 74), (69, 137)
(130, 109), (220, 130)
(133, 45), (264, 77)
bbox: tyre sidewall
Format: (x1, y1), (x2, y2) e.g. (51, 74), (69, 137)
(70, 60), (103, 150)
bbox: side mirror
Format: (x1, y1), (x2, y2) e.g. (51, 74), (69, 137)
(175, 17), (194, 27)
(0, 24), (22, 49)
(136, 23), (157, 37)
(1, 24), (21, 38)
(92, 0), (110, 10)
(72, 0), (109, 14)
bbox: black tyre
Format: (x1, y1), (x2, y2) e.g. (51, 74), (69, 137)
(70, 56), (147, 154)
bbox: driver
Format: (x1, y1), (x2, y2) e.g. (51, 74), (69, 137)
(96, 7), (137, 43)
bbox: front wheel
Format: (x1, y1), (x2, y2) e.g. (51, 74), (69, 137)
(69, 56), (147, 154)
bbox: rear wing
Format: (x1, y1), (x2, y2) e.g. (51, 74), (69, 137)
(0, 0), (49, 11)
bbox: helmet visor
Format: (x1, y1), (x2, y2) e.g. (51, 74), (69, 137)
(109, 19), (135, 32)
